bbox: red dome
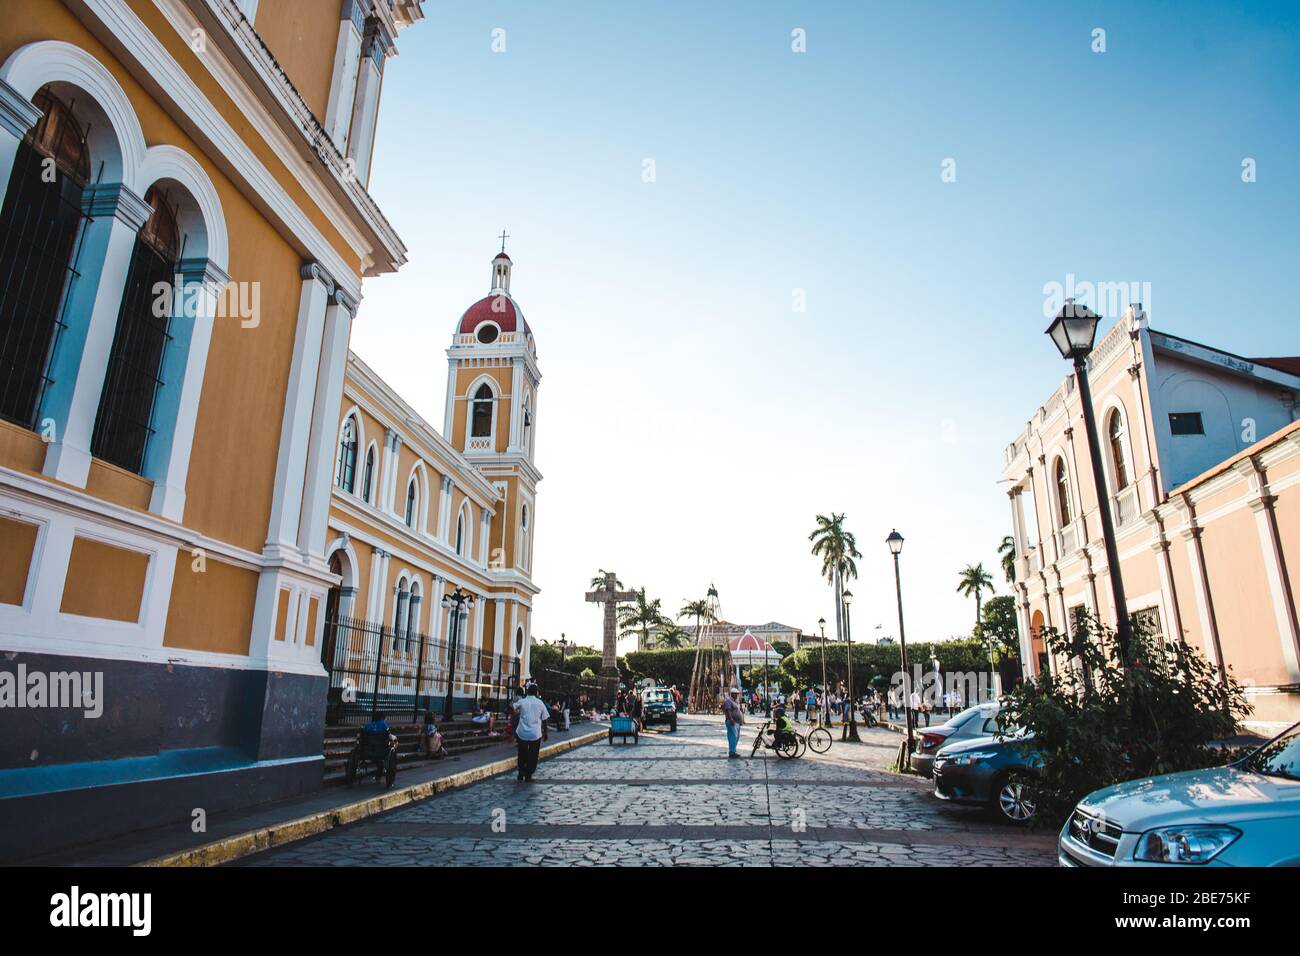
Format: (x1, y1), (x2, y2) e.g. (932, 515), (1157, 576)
(458, 292), (530, 335)
(728, 631), (775, 653)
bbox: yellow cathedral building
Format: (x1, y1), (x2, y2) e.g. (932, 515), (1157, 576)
(0, 1), (548, 862)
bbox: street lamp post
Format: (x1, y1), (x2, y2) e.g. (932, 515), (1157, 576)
(441, 587), (475, 722)
(817, 616), (828, 727)
(886, 530), (914, 759)
(1046, 300), (1132, 664)
(842, 590), (860, 742)
(558, 633), (569, 660)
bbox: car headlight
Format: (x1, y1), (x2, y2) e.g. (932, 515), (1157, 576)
(1133, 825), (1241, 864)
(946, 751), (998, 766)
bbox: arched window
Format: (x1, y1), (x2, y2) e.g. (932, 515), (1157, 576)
(0, 87), (91, 431)
(471, 383), (493, 438)
(404, 478), (418, 528)
(1054, 458), (1073, 527)
(392, 578), (409, 650)
(361, 444), (375, 502)
(1107, 411), (1130, 491)
(520, 503), (530, 569)
(91, 184), (181, 473)
(336, 416), (358, 491)
(522, 393), (533, 454)
(455, 511), (465, 556)
(406, 581), (422, 650)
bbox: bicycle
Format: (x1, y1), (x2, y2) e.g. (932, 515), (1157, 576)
(749, 720), (804, 759)
(806, 724), (833, 754)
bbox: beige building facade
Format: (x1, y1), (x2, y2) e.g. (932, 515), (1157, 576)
(1003, 306), (1300, 731)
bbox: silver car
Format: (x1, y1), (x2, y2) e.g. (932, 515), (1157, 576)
(1059, 720), (1300, 866)
(910, 702), (1001, 777)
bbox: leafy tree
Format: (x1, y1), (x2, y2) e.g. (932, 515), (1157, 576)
(998, 611), (1250, 826)
(624, 648), (697, 689)
(998, 535), (1016, 583)
(979, 595), (1020, 662)
(616, 587), (665, 650)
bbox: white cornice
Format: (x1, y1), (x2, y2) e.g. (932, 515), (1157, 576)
(344, 352), (502, 506)
(68, 0), (368, 299)
(184, 0), (409, 276)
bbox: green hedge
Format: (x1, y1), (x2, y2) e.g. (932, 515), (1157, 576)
(780, 639), (992, 692)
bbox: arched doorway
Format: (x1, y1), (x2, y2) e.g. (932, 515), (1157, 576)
(323, 551), (345, 670)
(1030, 610), (1048, 676)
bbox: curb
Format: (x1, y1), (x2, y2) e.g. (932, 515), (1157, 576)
(137, 728), (607, 868)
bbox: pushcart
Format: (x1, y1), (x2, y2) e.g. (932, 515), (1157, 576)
(608, 714), (639, 745)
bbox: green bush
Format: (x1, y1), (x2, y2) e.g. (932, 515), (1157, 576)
(624, 648), (697, 689)
(998, 611), (1250, 827)
(780, 639), (990, 692)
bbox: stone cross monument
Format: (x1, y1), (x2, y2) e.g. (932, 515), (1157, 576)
(585, 571), (636, 677)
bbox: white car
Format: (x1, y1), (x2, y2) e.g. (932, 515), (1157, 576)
(1059, 721), (1300, 866)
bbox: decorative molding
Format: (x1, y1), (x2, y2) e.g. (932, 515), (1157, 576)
(0, 75), (42, 137)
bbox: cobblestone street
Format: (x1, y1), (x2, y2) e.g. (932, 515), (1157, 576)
(245, 715), (1057, 866)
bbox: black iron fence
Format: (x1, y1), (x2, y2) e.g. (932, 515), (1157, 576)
(533, 666), (618, 711)
(322, 613), (521, 725)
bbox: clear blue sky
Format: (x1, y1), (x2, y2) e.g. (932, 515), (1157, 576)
(354, 0), (1300, 652)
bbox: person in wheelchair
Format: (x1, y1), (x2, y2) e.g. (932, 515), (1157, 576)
(770, 704), (795, 749)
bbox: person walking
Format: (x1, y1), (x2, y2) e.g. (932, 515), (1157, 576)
(722, 687), (745, 758)
(512, 683), (550, 782)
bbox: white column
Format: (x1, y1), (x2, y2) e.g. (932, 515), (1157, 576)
(41, 184), (152, 486)
(146, 257), (228, 520)
(1179, 524), (1222, 671)
(366, 546), (387, 624)
(346, 35), (384, 184)
(438, 476), (453, 541)
(264, 263), (333, 558)
(324, 0), (366, 150)
(479, 507), (492, 567)
(0, 77), (42, 190)
(493, 597), (506, 676)
(1242, 470), (1300, 683)
(298, 286), (358, 563)
(508, 361), (524, 451)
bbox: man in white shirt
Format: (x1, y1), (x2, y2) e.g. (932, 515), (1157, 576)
(513, 684), (550, 782)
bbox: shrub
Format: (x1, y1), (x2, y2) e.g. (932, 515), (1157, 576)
(997, 611), (1250, 826)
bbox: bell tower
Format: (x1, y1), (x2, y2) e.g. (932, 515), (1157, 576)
(443, 242), (542, 577)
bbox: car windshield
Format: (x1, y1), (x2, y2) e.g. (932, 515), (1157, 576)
(1244, 724), (1300, 781)
(644, 691), (671, 703)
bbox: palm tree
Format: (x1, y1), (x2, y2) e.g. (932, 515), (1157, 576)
(656, 622), (689, 649)
(809, 513), (862, 736)
(956, 563), (996, 625)
(808, 513), (860, 642)
(617, 588), (665, 651)
(679, 598), (711, 644)
(589, 569), (623, 592)
(958, 563), (998, 680)
(997, 535), (1016, 584)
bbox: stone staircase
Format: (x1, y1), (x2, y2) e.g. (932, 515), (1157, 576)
(321, 721), (505, 786)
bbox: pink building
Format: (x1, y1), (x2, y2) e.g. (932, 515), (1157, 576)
(1003, 306), (1300, 732)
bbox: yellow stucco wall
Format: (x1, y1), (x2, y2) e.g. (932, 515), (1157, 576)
(0, 516), (39, 605)
(164, 552), (259, 654)
(247, 0), (341, 123)
(60, 537), (149, 622)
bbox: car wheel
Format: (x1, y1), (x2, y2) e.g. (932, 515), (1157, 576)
(994, 774), (1036, 824)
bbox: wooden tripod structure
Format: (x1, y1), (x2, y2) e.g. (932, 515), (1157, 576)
(687, 584), (732, 714)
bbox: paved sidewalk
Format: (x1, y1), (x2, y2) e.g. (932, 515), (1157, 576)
(244, 714), (1057, 866)
(18, 721), (604, 866)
